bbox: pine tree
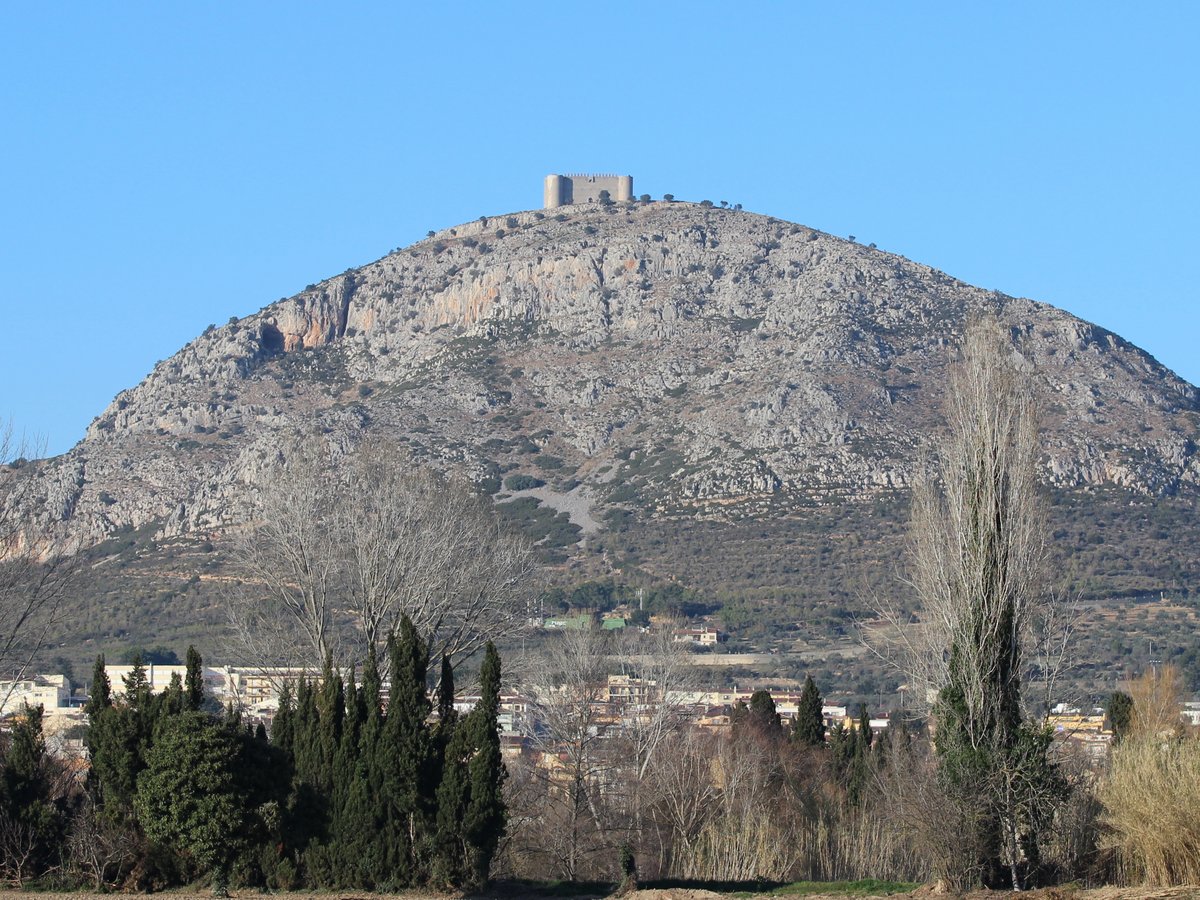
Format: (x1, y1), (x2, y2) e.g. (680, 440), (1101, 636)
(792, 675), (825, 747)
(185, 645), (205, 711)
(159, 671), (185, 717)
(743, 689), (780, 737)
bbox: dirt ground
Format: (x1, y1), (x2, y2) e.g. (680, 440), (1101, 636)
(6, 887), (1200, 900)
(623, 890), (1200, 900)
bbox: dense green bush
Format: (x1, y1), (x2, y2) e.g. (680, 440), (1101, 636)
(504, 473), (545, 491)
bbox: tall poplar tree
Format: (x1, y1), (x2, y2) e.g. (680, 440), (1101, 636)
(915, 319), (1067, 889)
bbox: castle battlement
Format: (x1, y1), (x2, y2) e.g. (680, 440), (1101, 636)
(544, 173), (633, 209)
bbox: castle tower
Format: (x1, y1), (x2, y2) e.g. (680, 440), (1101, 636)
(544, 174), (566, 209)
(544, 173), (634, 208)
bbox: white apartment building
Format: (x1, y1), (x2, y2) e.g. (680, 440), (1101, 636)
(0, 673), (73, 717)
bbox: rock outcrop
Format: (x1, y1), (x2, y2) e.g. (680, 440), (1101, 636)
(4, 202), (1198, 556)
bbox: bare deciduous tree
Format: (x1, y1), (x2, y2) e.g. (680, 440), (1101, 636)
(642, 728), (718, 876)
(228, 439), (343, 666)
(338, 442), (537, 666)
(227, 437), (538, 672)
(867, 318), (1070, 889)
(870, 319), (1066, 715)
(65, 794), (136, 890)
(614, 628), (697, 782)
(518, 624), (616, 881)
(0, 422), (74, 706)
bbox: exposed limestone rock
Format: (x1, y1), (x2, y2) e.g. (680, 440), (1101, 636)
(2, 203), (1197, 553)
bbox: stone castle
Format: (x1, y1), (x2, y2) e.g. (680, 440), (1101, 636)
(544, 173), (633, 209)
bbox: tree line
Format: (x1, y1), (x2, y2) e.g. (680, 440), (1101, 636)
(0, 618), (505, 891)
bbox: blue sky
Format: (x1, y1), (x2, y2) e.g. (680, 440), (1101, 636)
(2, 3), (1197, 456)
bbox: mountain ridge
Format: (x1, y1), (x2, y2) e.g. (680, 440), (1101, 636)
(5, 199), (1199, 689)
(4, 201), (1198, 586)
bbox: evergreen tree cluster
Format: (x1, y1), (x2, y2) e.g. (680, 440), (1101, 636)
(81, 618), (506, 891)
(84, 645), (286, 889)
(0, 704), (66, 883)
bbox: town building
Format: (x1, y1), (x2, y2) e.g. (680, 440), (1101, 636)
(103, 663), (316, 717)
(0, 673), (73, 717)
(671, 625), (721, 647)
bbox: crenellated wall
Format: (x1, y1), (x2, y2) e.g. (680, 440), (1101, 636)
(544, 173), (633, 208)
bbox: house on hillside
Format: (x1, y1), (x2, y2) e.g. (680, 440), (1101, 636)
(671, 625), (721, 647)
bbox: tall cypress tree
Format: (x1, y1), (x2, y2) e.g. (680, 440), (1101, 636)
(858, 704), (873, 749)
(336, 648), (386, 888)
(846, 705), (873, 805)
(433, 652), (469, 887)
(272, 684), (296, 758)
(342, 667), (363, 761)
(792, 675), (825, 747)
(436, 655), (456, 728)
(291, 678), (319, 786)
(745, 689), (780, 737)
(122, 652), (150, 707)
(185, 645), (205, 711)
(289, 677), (328, 860)
(434, 642), (506, 889)
(361, 645), (382, 755)
(462, 642), (505, 887)
(430, 655), (458, 837)
(158, 671), (185, 717)
(86, 654), (143, 825)
(316, 659), (344, 798)
(327, 667), (363, 886)
(86, 654), (111, 717)
(381, 617), (432, 885)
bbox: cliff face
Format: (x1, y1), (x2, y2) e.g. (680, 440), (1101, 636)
(5, 202), (1199, 554)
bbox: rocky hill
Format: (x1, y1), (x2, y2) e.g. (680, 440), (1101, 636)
(4, 201), (1200, 678)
